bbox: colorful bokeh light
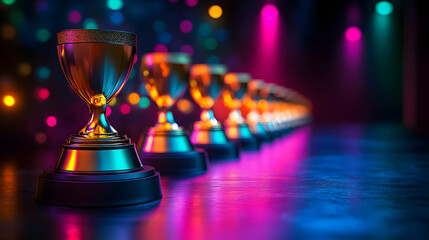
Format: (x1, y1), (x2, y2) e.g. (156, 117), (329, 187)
(207, 55), (220, 64)
(375, 1), (393, 16)
(345, 26), (362, 42)
(185, 0), (198, 7)
(106, 106), (112, 116)
(119, 103), (131, 115)
(108, 97), (117, 106)
(107, 0), (123, 10)
(110, 11), (124, 25)
(198, 23), (212, 36)
(68, 10), (82, 24)
(154, 43), (168, 52)
(17, 62), (31, 76)
(35, 132), (47, 144)
(2, 0), (15, 5)
(3, 95), (15, 107)
(158, 32), (172, 44)
(208, 5), (223, 19)
(37, 88), (50, 100)
(1, 24), (15, 39)
(83, 18), (98, 29)
(46, 116), (57, 127)
(203, 37), (218, 51)
(128, 92), (140, 105)
(261, 4), (279, 22)
(177, 99), (193, 114)
(138, 97), (150, 109)
(153, 20), (166, 33)
(180, 20), (193, 33)
(181, 44), (194, 55)
(36, 66), (50, 80)
(36, 28), (50, 42)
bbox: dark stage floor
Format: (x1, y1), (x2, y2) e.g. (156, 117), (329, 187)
(1, 123), (429, 240)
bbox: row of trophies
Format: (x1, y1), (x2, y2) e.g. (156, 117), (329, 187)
(35, 29), (311, 207)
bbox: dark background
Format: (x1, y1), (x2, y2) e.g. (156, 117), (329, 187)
(0, 0), (404, 149)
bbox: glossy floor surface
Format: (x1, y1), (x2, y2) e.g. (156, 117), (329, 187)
(1, 124), (429, 240)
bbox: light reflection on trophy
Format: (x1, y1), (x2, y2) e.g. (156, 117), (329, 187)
(189, 64), (239, 160)
(138, 53), (207, 174)
(260, 83), (284, 137)
(35, 29), (162, 207)
(241, 79), (272, 142)
(222, 73), (260, 150)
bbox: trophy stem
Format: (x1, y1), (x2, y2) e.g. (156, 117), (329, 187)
(155, 109), (179, 130)
(225, 108), (245, 126)
(80, 104), (117, 136)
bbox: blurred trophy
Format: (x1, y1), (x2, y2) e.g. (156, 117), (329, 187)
(35, 29), (162, 207)
(260, 83), (284, 137)
(138, 53), (207, 174)
(241, 79), (271, 142)
(189, 64), (239, 160)
(222, 73), (260, 150)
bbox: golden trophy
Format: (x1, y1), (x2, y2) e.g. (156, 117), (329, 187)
(189, 64), (239, 160)
(222, 73), (260, 150)
(35, 29), (162, 207)
(138, 53), (208, 174)
(241, 79), (272, 142)
(260, 83), (284, 137)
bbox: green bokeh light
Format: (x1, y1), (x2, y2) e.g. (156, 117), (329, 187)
(107, 0), (123, 10)
(375, 1), (393, 16)
(2, 0), (15, 5)
(203, 38), (218, 51)
(138, 97), (150, 109)
(83, 18), (98, 29)
(36, 28), (50, 42)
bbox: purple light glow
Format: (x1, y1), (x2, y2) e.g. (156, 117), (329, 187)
(185, 0), (198, 7)
(68, 10), (82, 24)
(119, 103), (131, 115)
(180, 20), (193, 33)
(46, 116), (57, 127)
(180, 44), (194, 55)
(345, 26), (362, 42)
(154, 44), (168, 53)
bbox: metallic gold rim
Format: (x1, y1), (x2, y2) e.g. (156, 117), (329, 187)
(57, 29), (137, 46)
(143, 52), (191, 64)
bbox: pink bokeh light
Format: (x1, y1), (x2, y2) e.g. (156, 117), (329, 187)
(68, 10), (82, 24)
(154, 44), (168, 53)
(119, 103), (131, 115)
(261, 4), (279, 23)
(46, 116), (57, 127)
(185, 0), (198, 7)
(37, 88), (50, 100)
(180, 20), (193, 33)
(180, 44), (194, 55)
(345, 26), (362, 42)
(106, 106), (112, 117)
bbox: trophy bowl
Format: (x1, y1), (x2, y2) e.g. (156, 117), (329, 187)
(242, 79), (271, 142)
(137, 52), (207, 174)
(222, 73), (260, 151)
(261, 83), (284, 137)
(35, 29), (162, 207)
(189, 64), (239, 160)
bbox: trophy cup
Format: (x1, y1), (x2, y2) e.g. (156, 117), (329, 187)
(260, 83), (283, 138)
(138, 53), (207, 174)
(35, 29), (162, 207)
(222, 73), (260, 150)
(241, 79), (271, 142)
(189, 64), (239, 160)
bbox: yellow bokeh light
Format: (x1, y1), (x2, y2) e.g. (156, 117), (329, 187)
(1, 24), (16, 40)
(3, 95), (15, 107)
(128, 92), (140, 105)
(208, 5), (223, 19)
(17, 62), (32, 76)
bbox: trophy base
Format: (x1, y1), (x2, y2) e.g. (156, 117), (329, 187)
(139, 151), (208, 175)
(35, 166), (162, 207)
(193, 142), (239, 161)
(253, 133), (272, 143)
(229, 137), (260, 151)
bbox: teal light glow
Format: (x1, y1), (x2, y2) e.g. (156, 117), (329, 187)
(37, 66), (50, 80)
(198, 23), (212, 36)
(138, 97), (150, 109)
(107, 0), (123, 10)
(2, 0), (15, 5)
(203, 37), (218, 50)
(83, 18), (98, 29)
(36, 28), (50, 42)
(375, 1), (393, 16)
(153, 21), (166, 33)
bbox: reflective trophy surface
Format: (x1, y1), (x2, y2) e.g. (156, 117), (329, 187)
(222, 73), (260, 150)
(260, 83), (283, 138)
(189, 64), (239, 160)
(35, 29), (162, 207)
(242, 79), (271, 142)
(138, 53), (207, 174)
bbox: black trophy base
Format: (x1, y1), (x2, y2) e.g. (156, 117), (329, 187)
(193, 142), (239, 161)
(35, 166), (162, 208)
(229, 137), (260, 151)
(253, 133), (272, 143)
(140, 151), (208, 175)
